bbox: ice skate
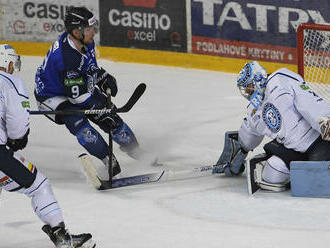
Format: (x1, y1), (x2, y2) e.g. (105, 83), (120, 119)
(42, 222), (96, 248)
(102, 153), (121, 178)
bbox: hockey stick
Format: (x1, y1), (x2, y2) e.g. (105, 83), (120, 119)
(106, 88), (113, 187)
(99, 164), (217, 190)
(79, 154), (226, 190)
(29, 83), (146, 115)
(115, 83), (146, 113)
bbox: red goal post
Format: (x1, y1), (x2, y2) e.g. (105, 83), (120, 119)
(297, 23), (330, 101)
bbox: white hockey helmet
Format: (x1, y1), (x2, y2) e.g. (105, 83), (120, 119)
(0, 44), (21, 72)
(237, 61), (267, 100)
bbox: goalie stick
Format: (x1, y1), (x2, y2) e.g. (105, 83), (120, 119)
(79, 153), (218, 190)
(29, 83), (146, 115)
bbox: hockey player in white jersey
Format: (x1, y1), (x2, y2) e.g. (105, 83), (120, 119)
(214, 61), (330, 193)
(0, 44), (95, 248)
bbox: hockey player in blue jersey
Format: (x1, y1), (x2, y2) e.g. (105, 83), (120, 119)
(34, 7), (140, 179)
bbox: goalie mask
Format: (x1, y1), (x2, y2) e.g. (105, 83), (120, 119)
(0, 44), (21, 72)
(237, 61), (267, 101)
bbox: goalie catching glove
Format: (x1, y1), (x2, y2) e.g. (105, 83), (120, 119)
(95, 67), (118, 97)
(214, 131), (248, 176)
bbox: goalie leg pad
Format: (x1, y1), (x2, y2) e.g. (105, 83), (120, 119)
(291, 161), (330, 197)
(262, 155), (290, 184)
(247, 154), (289, 195)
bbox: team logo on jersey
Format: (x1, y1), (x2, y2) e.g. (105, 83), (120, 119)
(82, 128), (98, 143)
(87, 64), (98, 74)
(262, 103), (281, 133)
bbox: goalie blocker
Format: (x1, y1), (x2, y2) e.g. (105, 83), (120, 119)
(291, 161), (330, 197)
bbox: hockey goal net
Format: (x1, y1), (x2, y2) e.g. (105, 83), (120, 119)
(297, 23), (330, 102)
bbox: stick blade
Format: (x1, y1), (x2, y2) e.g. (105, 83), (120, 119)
(116, 83), (146, 113)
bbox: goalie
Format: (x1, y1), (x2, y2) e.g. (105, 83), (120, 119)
(214, 61), (330, 194)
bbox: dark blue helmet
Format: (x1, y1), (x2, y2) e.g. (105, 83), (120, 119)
(64, 7), (97, 34)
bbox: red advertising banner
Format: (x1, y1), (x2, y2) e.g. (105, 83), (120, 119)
(192, 36), (297, 64)
(123, 0), (157, 8)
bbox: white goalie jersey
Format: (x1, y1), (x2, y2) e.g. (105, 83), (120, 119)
(239, 68), (330, 153)
(0, 71), (30, 145)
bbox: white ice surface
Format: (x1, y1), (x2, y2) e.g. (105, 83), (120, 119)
(1, 56), (330, 248)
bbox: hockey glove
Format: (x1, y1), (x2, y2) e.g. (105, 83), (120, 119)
(7, 129), (29, 151)
(214, 131), (248, 176)
(318, 117), (330, 141)
(96, 68), (118, 97)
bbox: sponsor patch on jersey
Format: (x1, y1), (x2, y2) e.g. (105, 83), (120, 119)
(262, 103), (281, 133)
(21, 101), (30, 108)
(66, 70), (80, 79)
(64, 77), (84, 87)
(300, 83), (310, 91)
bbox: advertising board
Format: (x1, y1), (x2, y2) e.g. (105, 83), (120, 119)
(99, 0), (187, 52)
(191, 0), (330, 64)
(0, 0), (99, 44)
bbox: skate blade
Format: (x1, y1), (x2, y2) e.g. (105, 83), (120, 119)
(80, 238), (96, 248)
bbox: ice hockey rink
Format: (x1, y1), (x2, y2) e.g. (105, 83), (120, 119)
(2, 56), (330, 248)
